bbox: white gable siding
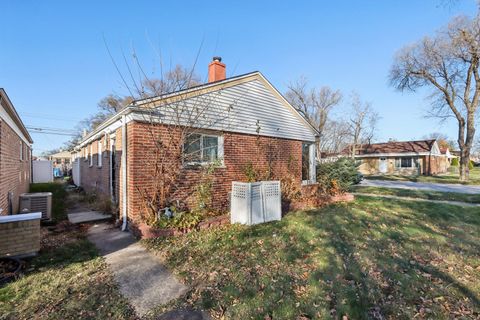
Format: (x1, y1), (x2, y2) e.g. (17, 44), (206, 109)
(431, 141), (441, 155)
(132, 79), (317, 142)
(0, 104), (31, 145)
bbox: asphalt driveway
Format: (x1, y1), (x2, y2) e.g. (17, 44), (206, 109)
(360, 179), (480, 194)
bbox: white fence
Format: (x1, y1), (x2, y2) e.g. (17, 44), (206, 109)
(231, 181), (281, 225)
(32, 160), (53, 183)
(72, 159), (81, 186)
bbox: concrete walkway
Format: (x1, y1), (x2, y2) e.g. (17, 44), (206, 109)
(87, 223), (188, 317)
(68, 211), (112, 224)
(360, 179), (480, 194)
(353, 192), (480, 207)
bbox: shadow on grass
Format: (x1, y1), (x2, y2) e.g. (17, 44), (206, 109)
(0, 235), (136, 320)
(146, 197), (480, 319)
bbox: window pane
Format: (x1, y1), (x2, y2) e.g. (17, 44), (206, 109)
(184, 134), (201, 162)
(395, 158), (401, 168)
(401, 158), (412, 168)
(202, 136), (218, 162)
(302, 143), (310, 180)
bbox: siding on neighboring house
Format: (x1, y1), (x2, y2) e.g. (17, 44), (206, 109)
(358, 155), (448, 176)
(0, 89), (33, 215)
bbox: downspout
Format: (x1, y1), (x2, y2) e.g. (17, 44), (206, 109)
(109, 136), (114, 202)
(121, 114), (128, 231)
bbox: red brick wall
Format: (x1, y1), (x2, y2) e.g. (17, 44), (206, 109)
(425, 155), (448, 175)
(126, 121), (303, 223)
(78, 121), (306, 224)
(0, 121), (31, 215)
(79, 130), (121, 205)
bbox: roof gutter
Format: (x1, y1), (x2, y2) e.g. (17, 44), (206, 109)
(76, 106), (135, 148)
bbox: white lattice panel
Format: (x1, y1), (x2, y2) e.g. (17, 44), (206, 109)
(262, 181), (281, 222)
(231, 182), (250, 224)
(231, 180), (282, 225)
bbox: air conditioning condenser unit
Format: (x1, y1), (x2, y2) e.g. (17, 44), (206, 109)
(19, 192), (53, 220)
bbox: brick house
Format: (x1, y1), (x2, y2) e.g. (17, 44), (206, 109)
(352, 139), (450, 176)
(0, 89), (33, 215)
(73, 58), (318, 229)
(48, 150), (73, 176)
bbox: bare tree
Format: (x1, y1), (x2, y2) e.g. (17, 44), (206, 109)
(104, 52), (245, 224)
(422, 132), (456, 149)
(348, 93), (379, 156)
(390, 13), (480, 181)
(319, 119), (351, 153)
(285, 76), (342, 157)
(98, 94), (133, 114)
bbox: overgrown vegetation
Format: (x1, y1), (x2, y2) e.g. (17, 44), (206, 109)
(451, 157), (459, 166)
(144, 198), (480, 319)
(0, 224), (135, 319)
(351, 185), (480, 204)
(317, 157), (362, 195)
(81, 191), (116, 215)
(150, 161), (221, 231)
(29, 183), (67, 221)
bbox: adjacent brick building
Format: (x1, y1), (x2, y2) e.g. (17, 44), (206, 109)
(74, 58), (319, 228)
(350, 139), (451, 176)
(0, 89), (33, 215)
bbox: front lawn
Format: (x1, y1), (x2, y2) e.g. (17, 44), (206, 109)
(0, 224), (135, 319)
(351, 185), (480, 204)
(145, 197), (480, 319)
(365, 167), (480, 185)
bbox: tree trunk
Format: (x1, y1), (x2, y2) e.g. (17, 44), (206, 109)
(459, 149), (470, 181)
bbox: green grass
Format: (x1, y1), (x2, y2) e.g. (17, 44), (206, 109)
(144, 198), (480, 319)
(351, 185), (480, 204)
(365, 167), (480, 185)
(30, 183), (67, 221)
(0, 228), (135, 320)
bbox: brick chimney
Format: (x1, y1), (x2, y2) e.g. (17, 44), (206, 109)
(208, 56), (226, 82)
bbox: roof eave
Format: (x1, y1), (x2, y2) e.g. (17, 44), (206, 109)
(0, 89), (34, 143)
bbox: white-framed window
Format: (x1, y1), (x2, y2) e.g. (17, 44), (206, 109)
(20, 142), (24, 161)
(98, 140), (102, 167)
(89, 144), (93, 167)
(183, 133), (223, 164)
(395, 157), (419, 168)
(302, 142), (316, 184)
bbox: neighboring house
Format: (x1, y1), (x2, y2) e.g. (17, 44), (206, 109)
(440, 147), (456, 165)
(73, 57), (319, 228)
(48, 150), (73, 176)
(0, 89), (33, 215)
(351, 139), (449, 176)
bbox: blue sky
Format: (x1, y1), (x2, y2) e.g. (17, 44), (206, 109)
(1, 0), (477, 155)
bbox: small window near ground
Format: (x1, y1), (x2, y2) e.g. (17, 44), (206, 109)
(183, 133), (221, 164)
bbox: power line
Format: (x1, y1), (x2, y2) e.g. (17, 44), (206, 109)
(29, 131), (77, 137)
(27, 126), (78, 137)
(26, 126), (77, 133)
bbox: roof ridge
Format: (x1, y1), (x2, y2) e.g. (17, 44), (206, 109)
(132, 71), (260, 106)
